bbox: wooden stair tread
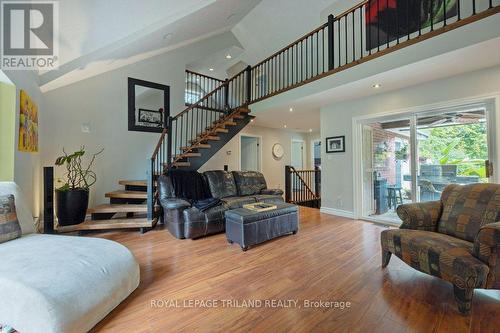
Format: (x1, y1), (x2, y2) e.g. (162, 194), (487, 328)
(233, 114), (244, 119)
(224, 121), (237, 126)
(88, 204), (147, 214)
(172, 162), (190, 167)
(118, 180), (146, 187)
(105, 190), (147, 199)
(181, 144), (210, 150)
(56, 217), (157, 233)
(238, 108), (250, 113)
(181, 152), (202, 157)
(214, 128), (229, 133)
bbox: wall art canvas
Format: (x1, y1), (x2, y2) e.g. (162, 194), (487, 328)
(18, 90), (38, 152)
(366, 0), (457, 50)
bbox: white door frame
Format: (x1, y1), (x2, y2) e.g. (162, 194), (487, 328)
(291, 139), (305, 169)
(352, 94), (499, 223)
(310, 139), (321, 169)
(239, 133), (263, 171)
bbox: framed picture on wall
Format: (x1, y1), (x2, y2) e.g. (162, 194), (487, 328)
(326, 136), (345, 153)
(138, 108), (163, 127)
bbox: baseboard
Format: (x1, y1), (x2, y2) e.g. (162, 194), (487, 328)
(320, 207), (355, 219)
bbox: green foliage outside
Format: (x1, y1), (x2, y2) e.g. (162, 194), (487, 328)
(418, 123), (488, 180)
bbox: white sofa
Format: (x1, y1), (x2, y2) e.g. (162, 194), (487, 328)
(0, 182), (140, 333)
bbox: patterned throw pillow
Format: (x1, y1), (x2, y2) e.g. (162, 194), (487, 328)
(0, 194), (22, 244)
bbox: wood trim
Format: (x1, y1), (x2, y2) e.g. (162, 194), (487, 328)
(105, 190), (147, 199)
(249, 6), (500, 105)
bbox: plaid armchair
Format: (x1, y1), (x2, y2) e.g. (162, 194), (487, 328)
(381, 183), (500, 314)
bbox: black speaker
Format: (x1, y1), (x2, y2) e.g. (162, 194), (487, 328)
(224, 165), (228, 171)
(43, 167), (54, 234)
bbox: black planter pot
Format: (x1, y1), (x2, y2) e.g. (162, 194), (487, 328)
(55, 188), (89, 226)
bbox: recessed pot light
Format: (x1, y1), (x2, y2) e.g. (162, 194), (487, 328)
(309, 128), (313, 132)
(225, 54), (232, 59)
(289, 108), (293, 112)
(372, 83), (381, 89)
(209, 68), (214, 71)
(283, 124), (287, 128)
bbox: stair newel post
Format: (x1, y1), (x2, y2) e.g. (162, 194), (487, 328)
(314, 166), (320, 198)
(327, 14), (335, 71)
(245, 65), (252, 105)
(147, 158), (154, 221)
(224, 79), (229, 114)
(285, 165), (291, 203)
(167, 116), (173, 168)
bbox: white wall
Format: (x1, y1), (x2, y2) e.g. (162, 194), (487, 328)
(2, 70), (43, 217)
(42, 32), (240, 207)
(199, 124), (308, 190)
(320, 65), (500, 214)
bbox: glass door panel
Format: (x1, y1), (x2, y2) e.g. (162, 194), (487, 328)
(362, 119), (413, 222)
(416, 109), (489, 202)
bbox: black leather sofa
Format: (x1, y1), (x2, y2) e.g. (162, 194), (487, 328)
(158, 170), (284, 239)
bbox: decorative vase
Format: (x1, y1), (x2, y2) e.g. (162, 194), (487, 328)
(55, 188), (89, 226)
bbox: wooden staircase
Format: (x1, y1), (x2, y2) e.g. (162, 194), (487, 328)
(56, 179), (157, 234)
(169, 106), (253, 171)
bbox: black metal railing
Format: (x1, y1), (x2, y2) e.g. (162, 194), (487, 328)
(285, 166), (321, 208)
(185, 70), (225, 106)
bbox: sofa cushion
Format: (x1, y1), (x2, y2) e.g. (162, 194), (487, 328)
(0, 182), (34, 235)
(204, 171), (237, 198)
(0, 234), (139, 333)
(183, 206), (227, 238)
(221, 196), (256, 210)
(381, 229), (489, 288)
(0, 195), (22, 244)
(438, 184), (500, 242)
(232, 171), (267, 196)
(253, 194), (284, 204)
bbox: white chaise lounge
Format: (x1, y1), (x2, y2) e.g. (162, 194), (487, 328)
(0, 182), (140, 333)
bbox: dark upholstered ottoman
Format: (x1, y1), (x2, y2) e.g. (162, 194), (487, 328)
(225, 203), (299, 251)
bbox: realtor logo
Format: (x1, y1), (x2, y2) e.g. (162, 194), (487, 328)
(1, 0), (59, 70)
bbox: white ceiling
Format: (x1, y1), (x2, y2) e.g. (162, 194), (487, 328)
(250, 37), (500, 133)
(40, 0), (262, 89)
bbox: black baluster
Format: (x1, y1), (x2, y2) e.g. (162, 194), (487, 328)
(386, 0), (389, 48)
(472, 0), (476, 15)
(360, 6), (364, 58)
(430, 0), (434, 31)
(406, 0), (410, 40)
(377, 0), (380, 51)
(345, 16), (347, 63)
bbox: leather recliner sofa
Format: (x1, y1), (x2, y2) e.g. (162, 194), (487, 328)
(158, 170), (284, 239)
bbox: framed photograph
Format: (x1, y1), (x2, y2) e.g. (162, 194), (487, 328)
(138, 108), (163, 126)
(326, 136), (345, 153)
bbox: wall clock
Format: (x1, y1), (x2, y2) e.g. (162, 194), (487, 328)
(272, 143), (284, 159)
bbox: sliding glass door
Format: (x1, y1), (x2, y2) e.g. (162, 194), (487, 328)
(416, 109), (490, 202)
(361, 105), (493, 223)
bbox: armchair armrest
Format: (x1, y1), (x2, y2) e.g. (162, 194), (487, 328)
(396, 200), (442, 231)
(260, 188), (284, 196)
(473, 222), (500, 288)
(160, 198), (191, 210)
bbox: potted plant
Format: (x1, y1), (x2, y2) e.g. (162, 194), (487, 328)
(54, 147), (103, 226)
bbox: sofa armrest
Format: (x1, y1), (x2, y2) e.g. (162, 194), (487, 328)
(396, 200), (442, 231)
(260, 189), (284, 196)
(473, 222), (500, 288)
(160, 198), (191, 210)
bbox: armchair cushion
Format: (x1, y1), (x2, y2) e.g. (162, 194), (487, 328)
(204, 171), (237, 198)
(260, 188), (284, 196)
(438, 184), (500, 242)
(161, 198), (191, 210)
(396, 200), (442, 231)
(473, 222), (500, 288)
(232, 171), (267, 196)
(381, 229), (489, 289)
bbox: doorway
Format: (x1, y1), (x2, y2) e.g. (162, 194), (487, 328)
(291, 140), (305, 169)
(355, 101), (496, 224)
(240, 135), (261, 171)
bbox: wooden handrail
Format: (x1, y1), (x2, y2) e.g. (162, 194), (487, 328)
(335, 0), (368, 19)
(151, 128), (168, 160)
(175, 82), (228, 119)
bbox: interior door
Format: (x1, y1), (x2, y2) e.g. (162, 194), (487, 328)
(241, 136), (260, 171)
(291, 141), (304, 169)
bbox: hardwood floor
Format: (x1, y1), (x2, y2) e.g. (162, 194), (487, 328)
(90, 207), (500, 333)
